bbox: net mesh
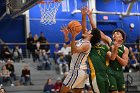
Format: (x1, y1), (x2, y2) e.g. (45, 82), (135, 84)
(39, 0), (61, 25)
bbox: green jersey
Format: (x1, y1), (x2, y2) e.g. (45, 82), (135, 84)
(109, 43), (125, 71)
(89, 44), (109, 73)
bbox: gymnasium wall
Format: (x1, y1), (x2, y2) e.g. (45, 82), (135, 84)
(96, 0), (140, 43)
(0, 15), (25, 43)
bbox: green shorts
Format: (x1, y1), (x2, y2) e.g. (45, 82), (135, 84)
(96, 73), (110, 93)
(108, 70), (125, 91)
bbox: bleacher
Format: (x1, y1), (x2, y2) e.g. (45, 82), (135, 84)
(125, 72), (140, 93)
(2, 58), (63, 93)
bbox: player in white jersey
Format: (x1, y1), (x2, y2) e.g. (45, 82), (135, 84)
(60, 25), (93, 93)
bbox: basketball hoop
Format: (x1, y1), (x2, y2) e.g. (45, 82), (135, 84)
(38, 0), (62, 25)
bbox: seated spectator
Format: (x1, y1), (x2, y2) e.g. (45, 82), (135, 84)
(20, 64), (33, 85)
(39, 50), (51, 70)
(12, 45), (20, 62)
(1, 65), (14, 86)
(5, 60), (16, 81)
(56, 54), (69, 74)
(43, 78), (55, 93)
(0, 88), (7, 93)
(12, 45), (24, 62)
(54, 43), (61, 63)
(34, 41), (42, 62)
(1, 44), (12, 62)
(54, 77), (62, 93)
(59, 43), (71, 68)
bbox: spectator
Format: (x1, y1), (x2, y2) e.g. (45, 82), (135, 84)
(56, 54), (68, 74)
(33, 34), (39, 43)
(54, 43), (61, 63)
(133, 44), (140, 62)
(128, 46), (139, 72)
(32, 34), (39, 62)
(1, 65), (14, 86)
(38, 32), (50, 52)
(27, 32), (34, 58)
(12, 45), (21, 62)
(54, 77), (62, 93)
(1, 44), (12, 62)
(39, 50), (51, 70)
(20, 64), (33, 85)
(60, 43), (71, 58)
(0, 88), (7, 93)
(5, 60), (16, 81)
(43, 78), (55, 93)
(135, 36), (140, 51)
(34, 42), (41, 62)
(18, 46), (24, 62)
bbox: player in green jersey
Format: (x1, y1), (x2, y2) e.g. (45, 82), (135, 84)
(86, 8), (129, 93)
(81, 7), (121, 93)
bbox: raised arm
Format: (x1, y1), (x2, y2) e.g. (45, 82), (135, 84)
(81, 7), (87, 34)
(86, 8), (112, 45)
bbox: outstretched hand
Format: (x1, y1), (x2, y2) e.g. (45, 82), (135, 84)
(61, 25), (70, 42)
(61, 25), (69, 35)
(81, 6), (88, 16)
(87, 8), (93, 16)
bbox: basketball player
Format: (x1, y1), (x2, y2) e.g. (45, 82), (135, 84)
(86, 8), (129, 93)
(80, 7), (122, 93)
(60, 24), (92, 93)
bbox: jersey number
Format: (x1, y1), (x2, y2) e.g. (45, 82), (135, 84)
(97, 50), (101, 56)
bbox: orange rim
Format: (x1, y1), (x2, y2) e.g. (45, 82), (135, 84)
(38, 0), (62, 4)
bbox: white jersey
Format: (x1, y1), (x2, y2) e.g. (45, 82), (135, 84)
(70, 39), (91, 70)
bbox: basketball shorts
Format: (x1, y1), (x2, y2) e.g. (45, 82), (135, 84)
(108, 71), (125, 91)
(63, 69), (88, 89)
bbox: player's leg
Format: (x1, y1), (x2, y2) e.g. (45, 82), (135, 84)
(61, 70), (77, 93)
(72, 70), (88, 93)
(96, 73), (110, 93)
(108, 74), (118, 93)
(117, 72), (126, 93)
(89, 74), (100, 93)
(60, 85), (71, 93)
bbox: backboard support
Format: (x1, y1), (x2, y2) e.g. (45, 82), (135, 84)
(7, 0), (42, 18)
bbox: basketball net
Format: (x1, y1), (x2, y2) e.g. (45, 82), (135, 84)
(38, 0), (62, 25)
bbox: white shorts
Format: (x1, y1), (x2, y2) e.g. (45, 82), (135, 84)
(63, 69), (88, 89)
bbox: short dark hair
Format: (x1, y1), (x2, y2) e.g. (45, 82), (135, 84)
(90, 28), (101, 46)
(112, 28), (126, 42)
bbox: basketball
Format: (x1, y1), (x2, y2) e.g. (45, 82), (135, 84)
(68, 20), (82, 34)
